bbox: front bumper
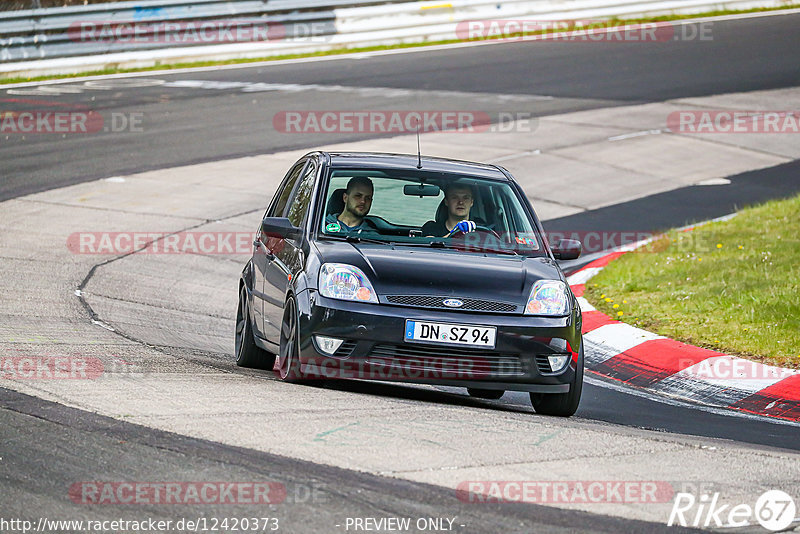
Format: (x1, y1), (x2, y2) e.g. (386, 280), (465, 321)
(295, 290), (582, 393)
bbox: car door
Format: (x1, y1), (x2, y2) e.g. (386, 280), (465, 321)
(262, 158), (319, 345)
(254, 159), (307, 342)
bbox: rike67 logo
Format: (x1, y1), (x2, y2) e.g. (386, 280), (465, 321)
(668, 490), (796, 531)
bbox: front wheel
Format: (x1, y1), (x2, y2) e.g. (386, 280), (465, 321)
(530, 345), (583, 417)
(275, 296), (306, 382)
(235, 284), (271, 369)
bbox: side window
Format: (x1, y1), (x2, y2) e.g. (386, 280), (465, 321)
(268, 160), (306, 217)
(285, 162), (318, 226)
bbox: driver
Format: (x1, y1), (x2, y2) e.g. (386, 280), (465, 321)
(422, 183), (478, 237)
(325, 176), (374, 232)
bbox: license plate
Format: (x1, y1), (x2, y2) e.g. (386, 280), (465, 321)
(404, 320), (496, 348)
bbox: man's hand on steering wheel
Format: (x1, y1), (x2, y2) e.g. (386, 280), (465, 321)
(448, 221), (502, 239)
(447, 220), (477, 236)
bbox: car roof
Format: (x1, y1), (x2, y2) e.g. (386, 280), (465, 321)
(322, 152), (512, 181)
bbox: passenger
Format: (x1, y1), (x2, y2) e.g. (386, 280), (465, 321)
(422, 183), (478, 237)
(325, 177), (374, 232)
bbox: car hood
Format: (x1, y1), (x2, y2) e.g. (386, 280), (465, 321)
(313, 241), (563, 306)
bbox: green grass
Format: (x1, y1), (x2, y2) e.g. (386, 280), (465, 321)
(1, 3), (799, 84)
(585, 194), (800, 369)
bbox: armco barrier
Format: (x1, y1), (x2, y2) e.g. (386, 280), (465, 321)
(0, 0), (406, 63)
(334, 0), (794, 41)
(0, 0), (794, 77)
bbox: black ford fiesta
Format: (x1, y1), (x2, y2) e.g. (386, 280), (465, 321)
(236, 152), (584, 416)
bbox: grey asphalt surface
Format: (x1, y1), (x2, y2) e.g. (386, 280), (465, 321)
(545, 159), (800, 233)
(1, 13), (800, 201)
(0, 387), (707, 534)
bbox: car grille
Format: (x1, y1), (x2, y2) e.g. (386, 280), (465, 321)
(384, 295), (518, 313)
(366, 343), (524, 378)
(535, 354), (552, 374)
(334, 340), (358, 358)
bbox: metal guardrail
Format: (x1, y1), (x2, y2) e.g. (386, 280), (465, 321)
(0, 0), (407, 62)
(0, 0), (792, 73)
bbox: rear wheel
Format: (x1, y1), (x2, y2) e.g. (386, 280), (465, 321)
(275, 296), (306, 382)
(530, 345), (583, 417)
(467, 388), (505, 400)
(235, 284), (271, 369)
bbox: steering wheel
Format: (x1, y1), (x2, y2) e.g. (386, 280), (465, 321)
(448, 225), (502, 239)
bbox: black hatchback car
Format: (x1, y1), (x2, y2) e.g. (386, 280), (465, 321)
(236, 152), (584, 416)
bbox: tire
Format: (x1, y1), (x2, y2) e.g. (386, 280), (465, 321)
(467, 388), (505, 400)
(530, 345), (584, 417)
(275, 296), (306, 382)
(235, 284), (271, 369)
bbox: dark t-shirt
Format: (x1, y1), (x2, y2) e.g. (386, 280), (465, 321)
(421, 220), (449, 237)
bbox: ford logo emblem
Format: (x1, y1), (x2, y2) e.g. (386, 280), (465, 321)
(443, 298), (463, 308)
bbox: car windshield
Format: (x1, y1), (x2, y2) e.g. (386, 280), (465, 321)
(319, 168), (546, 257)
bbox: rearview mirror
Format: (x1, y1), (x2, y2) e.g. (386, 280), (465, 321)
(403, 183), (441, 197)
(552, 238), (581, 261)
(261, 217), (301, 239)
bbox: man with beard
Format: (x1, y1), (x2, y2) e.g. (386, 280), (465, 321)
(325, 176), (374, 232)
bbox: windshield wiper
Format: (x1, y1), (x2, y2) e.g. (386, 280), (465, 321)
(428, 239), (519, 255)
(380, 240), (454, 249)
(321, 234), (391, 246)
(346, 235), (390, 245)
(393, 239), (519, 255)
(473, 244), (519, 256)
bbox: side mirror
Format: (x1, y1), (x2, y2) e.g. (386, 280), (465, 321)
(261, 217), (301, 239)
(552, 238), (581, 260)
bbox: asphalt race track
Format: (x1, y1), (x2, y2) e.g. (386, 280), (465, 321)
(2, 12), (800, 201)
(1, 11), (800, 534)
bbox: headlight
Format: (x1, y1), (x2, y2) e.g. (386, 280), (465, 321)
(319, 263), (378, 303)
(525, 280), (570, 316)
